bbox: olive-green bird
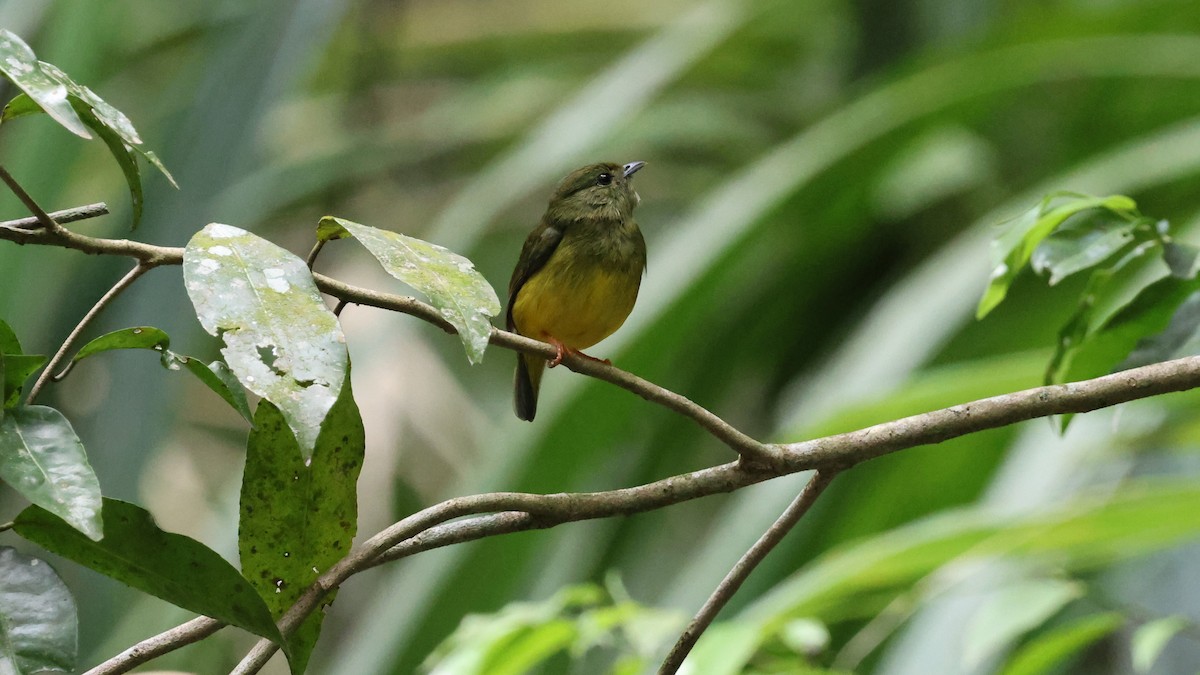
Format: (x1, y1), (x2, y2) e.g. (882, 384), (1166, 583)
(507, 161), (647, 421)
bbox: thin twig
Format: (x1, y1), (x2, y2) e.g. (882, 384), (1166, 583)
(25, 263), (151, 404)
(82, 617), (224, 675)
(0, 165), (61, 231)
(0, 521), (13, 533)
(659, 470), (838, 674)
(305, 240), (326, 269)
(0, 202), (108, 230)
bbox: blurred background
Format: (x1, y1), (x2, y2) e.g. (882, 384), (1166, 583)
(3, 0), (1200, 673)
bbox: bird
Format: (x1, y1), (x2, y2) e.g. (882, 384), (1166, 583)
(506, 161), (648, 421)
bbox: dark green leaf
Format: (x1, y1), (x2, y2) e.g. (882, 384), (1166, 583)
(0, 92), (43, 123)
(978, 194), (1138, 318)
(72, 326), (170, 362)
(71, 98), (146, 228)
(184, 223), (348, 455)
(999, 612), (1123, 675)
(318, 217), (500, 364)
(176, 357), (254, 423)
(14, 498), (284, 644)
(2, 354), (45, 408)
(240, 376), (363, 674)
(0, 319), (21, 354)
(0, 547), (77, 674)
(0, 406), (101, 540)
(0, 30), (90, 138)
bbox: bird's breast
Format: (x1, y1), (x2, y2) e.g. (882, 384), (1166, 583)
(511, 251), (643, 350)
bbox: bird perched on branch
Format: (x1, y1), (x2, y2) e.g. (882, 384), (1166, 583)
(507, 161), (648, 421)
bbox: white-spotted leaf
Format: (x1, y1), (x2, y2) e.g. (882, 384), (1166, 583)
(184, 224), (347, 455)
(319, 217), (500, 364)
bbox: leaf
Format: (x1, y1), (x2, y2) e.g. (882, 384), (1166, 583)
(977, 194), (1138, 319)
(0, 29), (176, 228)
(0, 547), (77, 674)
(3, 354), (45, 408)
(72, 326), (170, 362)
(1162, 241), (1200, 279)
(13, 498), (284, 645)
(999, 612), (1123, 675)
(1132, 616), (1188, 674)
(240, 376), (364, 674)
(0, 406), (102, 541)
(1030, 215), (1140, 286)
(0, 30), (90, 138)
(0, 319), (21, 353)
(318, 217), (500, 364)
(184, 223), (348, 455)
(963, 579), (1082, 669)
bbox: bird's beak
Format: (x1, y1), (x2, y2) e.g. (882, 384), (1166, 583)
(623, 161), (646, 178)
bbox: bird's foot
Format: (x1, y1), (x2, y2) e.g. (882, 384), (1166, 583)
(547, 339), (568, 368)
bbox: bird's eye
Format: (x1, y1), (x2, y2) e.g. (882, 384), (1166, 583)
(596, 172), (613, 186)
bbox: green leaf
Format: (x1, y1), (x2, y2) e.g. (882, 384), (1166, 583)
(963, 579), (1082, 669)
(0, 319), (21, 354)
(0, 30), (90, 138)
(999, 612), (1123, 675)
(0, 30), (177, 229)
(318, 217), (500, 364)
(0, 406), (101, 541)
(13, 498), (284, 645)
(1057, 276), (1200, 386)
(0, 92), (41, 123)
(72, 326), (170, 362)
(69, 327), (252, 422)
(977, 194), (1138, 319)
(0, 546), (77, 674)
(1030, 216), (1141, 286)
(2, 354), (46, 408)
(240, 376), (364, 674)
(1132, 615), (1188, 674)
(184, 223), (348, 455)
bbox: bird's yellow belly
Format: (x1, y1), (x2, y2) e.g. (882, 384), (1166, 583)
(512, 263), (640, 350)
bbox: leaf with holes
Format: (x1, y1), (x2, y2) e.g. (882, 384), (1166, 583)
(184, 224), (347, 455)
(0, 547), (77, 674)
(0, 406), (101, 540)
(318, 217), (500, 364)
(240, 376), (363, 674)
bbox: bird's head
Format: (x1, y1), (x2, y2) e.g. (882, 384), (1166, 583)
(547, 161), (645, 223)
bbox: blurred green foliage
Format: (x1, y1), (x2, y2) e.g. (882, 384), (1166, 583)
(3, 0), (1200, 673)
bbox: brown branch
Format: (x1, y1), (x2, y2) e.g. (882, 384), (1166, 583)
(0, 165), (62, 232)
(26, 263), (152, 403)
(14, 212), (1200, 673)
(82, 617), (224, 675)
(659, 470), (838, 674)
(0, 202), (109, 230)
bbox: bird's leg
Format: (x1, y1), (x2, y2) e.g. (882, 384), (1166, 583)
(547, 338), (569, 368)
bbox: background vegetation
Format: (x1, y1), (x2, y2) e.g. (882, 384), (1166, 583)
(2, 0), (1200, 672)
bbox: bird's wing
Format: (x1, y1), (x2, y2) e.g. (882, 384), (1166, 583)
(507, 220), (564, 331)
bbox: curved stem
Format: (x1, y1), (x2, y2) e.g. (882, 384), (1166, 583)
(25, 263), (151, 404)
(658, 470), (838, 674)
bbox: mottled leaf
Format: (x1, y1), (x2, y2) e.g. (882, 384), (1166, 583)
(1000, 612), (1123, 675)
(0, 29), (176, 228)
(318, 217), (500, 364)
(0, 406), (101, 541)
(978, 194), (1138, 318)
(14, 498), (284, 645)
(184, 223), (347, 455)
(0, 30), (89, 138)
(1132, 616), (1187, 674)
(0, 547), (77, 674)
(240, 377), (363, 674)
(963, 579), (1081, 669)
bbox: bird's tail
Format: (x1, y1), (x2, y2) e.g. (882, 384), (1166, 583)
(514, 354), (544, 421)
